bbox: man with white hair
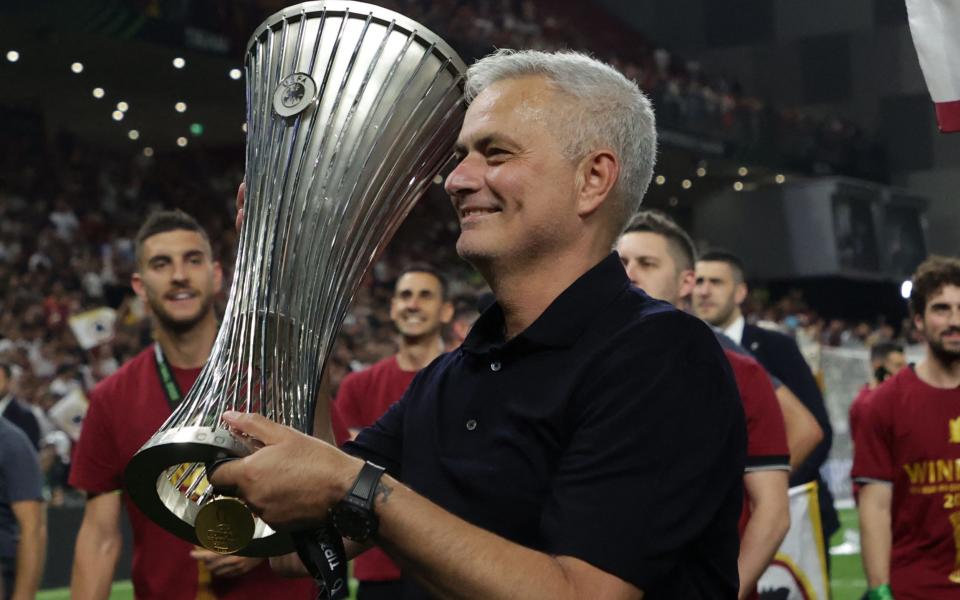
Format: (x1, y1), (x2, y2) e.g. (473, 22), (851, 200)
(215, 49), (746, 599)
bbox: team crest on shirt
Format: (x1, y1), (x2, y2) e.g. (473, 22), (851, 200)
(950, 416), (960, 444)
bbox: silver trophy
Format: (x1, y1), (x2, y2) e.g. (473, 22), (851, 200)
(125, 0), (466, 557)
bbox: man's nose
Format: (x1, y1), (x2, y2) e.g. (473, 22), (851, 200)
(444, 155), (482, 197)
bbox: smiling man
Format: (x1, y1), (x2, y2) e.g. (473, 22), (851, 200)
(853, 255), (960, 600)
(335, 264), (452, 599)
(216, 50), (746, 599)
(69, 211), (314, 600)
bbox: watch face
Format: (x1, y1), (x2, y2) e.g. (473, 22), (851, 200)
(333, 504), (375, 542)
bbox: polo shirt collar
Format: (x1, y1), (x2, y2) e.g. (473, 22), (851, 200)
(462, 252), (630, 354)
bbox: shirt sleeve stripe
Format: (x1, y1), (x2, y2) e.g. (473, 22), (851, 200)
(853, 477), (893, 485)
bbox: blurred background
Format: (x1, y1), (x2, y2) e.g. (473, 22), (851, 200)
(0, 0), (958, 598)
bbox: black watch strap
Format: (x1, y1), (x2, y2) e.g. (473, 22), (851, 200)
(291, 524), (349, 600)
(345, 462), (386, 509)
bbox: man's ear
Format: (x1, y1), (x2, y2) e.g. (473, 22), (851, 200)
(575, 149), (619, 219)
(440, 301), (455, 325)
(678, 269), (696, 301)
(212, 261), (224, 294)
(131, 271), (145, 300)
(913, 312), (924, 336)
(734, 281), (748, 306)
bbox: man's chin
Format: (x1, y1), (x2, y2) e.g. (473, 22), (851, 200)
(154, 310), (207, 334)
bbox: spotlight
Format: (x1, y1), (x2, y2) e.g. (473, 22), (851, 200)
(173, 57), (186, 69)
(775, 174), (786, 184)
(117, 101), (129, 112)
(71, 62), (84, 74)
(143, 147), (154, 157)
(681, 179), (692, 190)
(241, 123), (247, 133)
(229, 68), (242, 80)
(433, 174), (443, 185)
(176, 137), (188, 147)
(112, 110), (124, 121)
(128, 130), (140, 140)
(696, 167), (707, 177)
(175, 102), (187, 113)
(654, 175), (666, 186)
(5, 50), (19, 63)
(733, 181), (744, 192)
(92, 87), (105, 99)
(901, 280), (913, 299)
(738, 166), (749, 177)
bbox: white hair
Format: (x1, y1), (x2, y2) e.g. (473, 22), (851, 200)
(465, 49), (657, 230)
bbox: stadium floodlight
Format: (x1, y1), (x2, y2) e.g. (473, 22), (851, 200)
(176, 136), (188, 147)
(229, 68), (242, 80)
(117, 101), (129, 112)
(143, 147), (154, 157)
(112, 110), (124, 121)
(901, 280), (913, 299)
(92, 87), (105, 99)
(696, 167), (707, 177)
(654, 175), (666, 186)
(738, 166), (749, 177)
(175, 102), (187, 113)
(71, 62), (84, 73)
(173, 57), (186, 69)
(681, 179), (692, 190)
(6, 50), (19, 62)
(128, 130), (140, 140)
(775, 174), (786, 184)
(733, 181), (744, 191)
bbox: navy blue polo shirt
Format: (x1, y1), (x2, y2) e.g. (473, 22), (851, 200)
(346, 253), (746, 598)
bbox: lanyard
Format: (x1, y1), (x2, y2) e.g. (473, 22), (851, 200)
(153, 343), (184, 411)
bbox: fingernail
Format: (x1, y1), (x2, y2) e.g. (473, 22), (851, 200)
(222, 411), (240, 422)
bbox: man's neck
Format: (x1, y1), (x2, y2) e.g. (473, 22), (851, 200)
(916, 353), (960, 389)
(155, 314), (218, 369)
(718, 310), (743, 333)
(396, 334), (446, 372)
(485, 246), (610, 340)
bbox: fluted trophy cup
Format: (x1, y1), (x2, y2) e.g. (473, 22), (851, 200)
(124, 0), (466, 577)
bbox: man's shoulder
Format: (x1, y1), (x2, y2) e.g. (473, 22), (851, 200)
(341, 356), (397, 387)
(90, 346), (154, 403)
(0, 417), (34, 457)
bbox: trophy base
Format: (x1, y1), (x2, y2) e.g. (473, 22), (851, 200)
(125, 426), (293, 557)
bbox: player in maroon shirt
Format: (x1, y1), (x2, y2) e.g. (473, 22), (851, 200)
(69, 211), (314, 600)
(615, 210), (790, 600)
(849, 341), (907, 450)
(336, 264), (453, 600)
(853, 256), (960, 600)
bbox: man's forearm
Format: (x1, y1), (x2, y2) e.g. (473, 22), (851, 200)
(374, 477), (640, 600)
(859, 488), (892, 588)
(71, 524), (122, 600)
(737, 504), (789, 599)
(12, 516), (46, 600)
(775, 385), (823, 470)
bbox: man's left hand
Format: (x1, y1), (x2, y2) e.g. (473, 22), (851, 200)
(208, 411), (362, 528)
(190, 548), (263, 579)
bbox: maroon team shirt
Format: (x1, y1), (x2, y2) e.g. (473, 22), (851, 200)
(852, 366), (960, 599)
(726, 350), (790, 600)
(70, 346), (315, 600)
(335, 355), (416, 582)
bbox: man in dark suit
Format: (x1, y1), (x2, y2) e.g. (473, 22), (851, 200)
(0, 363), (40, 450)
(692, 251), (839, 551)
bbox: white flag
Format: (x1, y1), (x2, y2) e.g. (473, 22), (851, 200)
(757, 481), (830, 599)
(906, 0), (960, 132)
(48, 388), (88, 441)
(68, 307), (117, 350)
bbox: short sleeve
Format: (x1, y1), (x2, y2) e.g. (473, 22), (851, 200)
(851, 387), (894, 484)
(343, 380), (411, 478)
(1, 425), (43, 503)
(335, 371), (367, 430)
(730, 352), (790, 471)
(540, 313), (745, 591)
(68, 386), (124, 493)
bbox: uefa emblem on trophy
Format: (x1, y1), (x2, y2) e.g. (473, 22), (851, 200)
(125, 0), (466, 565)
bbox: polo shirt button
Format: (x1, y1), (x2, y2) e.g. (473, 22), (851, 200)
(490, 361), (502, 372)
(466, 419), (478, 431)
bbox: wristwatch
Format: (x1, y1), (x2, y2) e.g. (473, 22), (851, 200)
(330, 461), (386, 543)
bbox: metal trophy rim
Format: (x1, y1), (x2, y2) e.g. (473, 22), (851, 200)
(246, 0), (468, 78)
(124, 426), (293, 556)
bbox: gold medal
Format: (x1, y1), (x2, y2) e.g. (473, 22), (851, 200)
(194, 497), (256, 554)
